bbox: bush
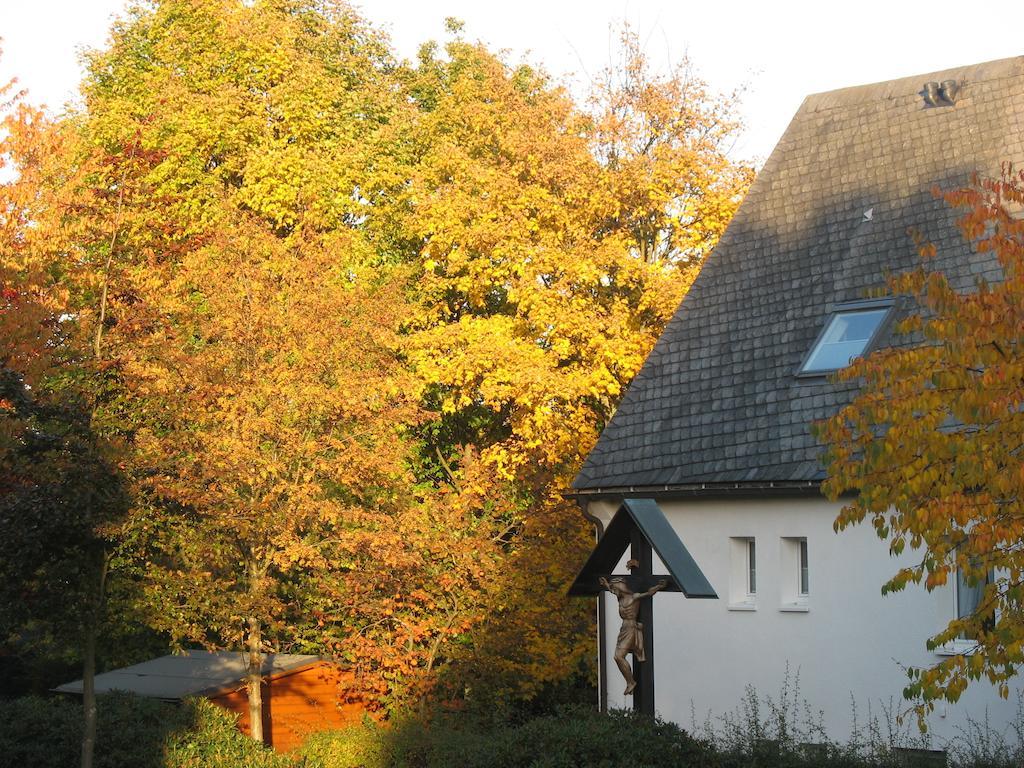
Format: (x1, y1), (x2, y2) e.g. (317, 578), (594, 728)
(163, 698), (291, 768)
(699, 677), (940, 768)
(299, 720), (393, 768)
(297, 705), (715, 768)
(943, 692), (1024, 768)
(0, 693), (288, 768)
(4, 688), (1023, 768)
(0, 695), (84, 768)
(297, 688), (1024, 768)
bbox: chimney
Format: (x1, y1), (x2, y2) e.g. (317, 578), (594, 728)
(939, 79), (959, 104)
(922, 80), (959, 107)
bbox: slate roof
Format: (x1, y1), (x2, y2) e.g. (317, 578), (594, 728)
(574, 57), (1024, 491)
(54, 650), (321, 700)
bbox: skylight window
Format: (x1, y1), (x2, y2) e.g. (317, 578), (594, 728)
(800, 306), (890, 374)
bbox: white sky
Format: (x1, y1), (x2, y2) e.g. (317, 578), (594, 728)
(1, 0), (1023, 163)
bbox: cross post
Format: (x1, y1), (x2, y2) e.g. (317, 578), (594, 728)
(630, 528), (655, 715)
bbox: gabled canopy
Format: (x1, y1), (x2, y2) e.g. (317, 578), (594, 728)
(568, 498), (717, 598)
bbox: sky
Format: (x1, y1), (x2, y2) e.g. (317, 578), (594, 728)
(1, 0), (1023, 163)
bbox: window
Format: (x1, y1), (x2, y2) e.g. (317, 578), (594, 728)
(728, 537), (757, 610)
(780, 537), (809, 611)
(938, 561), (995, 655)
(956, 564), (994, 641)
(799, 539), (809, 596)
(799, 303), (891, 374)
(748, 539), (757, 596)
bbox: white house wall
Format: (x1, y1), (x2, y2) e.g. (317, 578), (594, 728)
(588, 496), (1021, 746)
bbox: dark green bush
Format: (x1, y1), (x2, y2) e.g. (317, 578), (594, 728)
(0, 693), (288, 768)
(3, 691), (1021, 768)
(0, 695), (84, 767)
(297, 703), (1020, 768)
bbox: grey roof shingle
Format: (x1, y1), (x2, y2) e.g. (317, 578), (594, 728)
(574, 57), (1024, 491)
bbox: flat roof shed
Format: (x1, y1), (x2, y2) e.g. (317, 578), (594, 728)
(55, 650), (365, 752)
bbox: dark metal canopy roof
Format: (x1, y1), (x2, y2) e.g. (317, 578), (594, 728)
(568, 498), (717, 598)
(574, 57), (1024, 491)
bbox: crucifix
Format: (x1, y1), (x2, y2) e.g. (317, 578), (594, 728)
(568, 498), (717, 716)
(600, 564), (667, 699)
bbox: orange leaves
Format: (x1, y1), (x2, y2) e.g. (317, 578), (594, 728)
(817, 166), (1024, 713)
(3, 3), (753, 712)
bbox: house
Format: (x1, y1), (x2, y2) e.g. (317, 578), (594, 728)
(571, 56), (1024, 744)
(54, 650), (366, 751)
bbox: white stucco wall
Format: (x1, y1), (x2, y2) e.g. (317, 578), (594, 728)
(587, 495), (1021, 747)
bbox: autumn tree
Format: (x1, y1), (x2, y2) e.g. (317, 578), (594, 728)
(4, 1), (752, 729)
(0, 62), (158, 766)
(816, 167), (1024, 715)
(132, 221), (421, 739)
(56, 0), (506, 731)
(60, 0), (424, 741)
(389, 27), (752, 701)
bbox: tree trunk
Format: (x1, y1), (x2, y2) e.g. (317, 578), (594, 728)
(81, 153), (128, 768)
(80, 622), (97, 768)
(245, 615), (264, 744)
(80, 553), (107, 768)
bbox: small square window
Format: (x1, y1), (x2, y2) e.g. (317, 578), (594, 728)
(800, 305), (890, 374)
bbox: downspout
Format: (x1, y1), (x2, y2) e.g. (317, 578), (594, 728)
(576, 497), (608, 714)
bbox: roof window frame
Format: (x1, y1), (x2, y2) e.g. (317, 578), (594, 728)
(795, 298), (895, 378)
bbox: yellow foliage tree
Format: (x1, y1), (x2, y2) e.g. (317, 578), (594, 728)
(3, 2), (753, 726)
(133, 219), (421, 738)
(392, 28), (752, 700)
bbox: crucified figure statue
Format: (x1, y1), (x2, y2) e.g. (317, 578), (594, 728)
(599, 574), (668, 695)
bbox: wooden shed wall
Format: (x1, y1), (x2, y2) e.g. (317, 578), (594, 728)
(210, 662), (366, 752)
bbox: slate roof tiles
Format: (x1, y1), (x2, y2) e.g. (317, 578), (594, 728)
(574, 56), (1024, 491)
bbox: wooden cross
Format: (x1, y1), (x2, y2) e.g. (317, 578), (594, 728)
(568, 498), (718, 716)
(630, 528), (656, 714)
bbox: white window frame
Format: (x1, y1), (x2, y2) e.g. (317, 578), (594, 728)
(936, 563), (995, 656)
(748, 538), (757, 598)
(799, 538), (809, 597)
(728, 537), (757, 611)
(780, 537), (810, 612)
(797, 299), (893, 376)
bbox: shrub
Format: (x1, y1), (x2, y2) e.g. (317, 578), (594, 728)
(297, 706), (715, 768)
(164, 698), (290, 768)
(0, 695), (85, 768)
(5, 688), (1024, 768)
(943, 692), (1024, 768)
(0, 693), (288, 768)
(0, 693), (193, 768)
(699, 679), (944, 768)
(299, 719), (394, 768)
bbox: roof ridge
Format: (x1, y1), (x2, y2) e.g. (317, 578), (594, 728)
(802, 55), (1024, 113)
